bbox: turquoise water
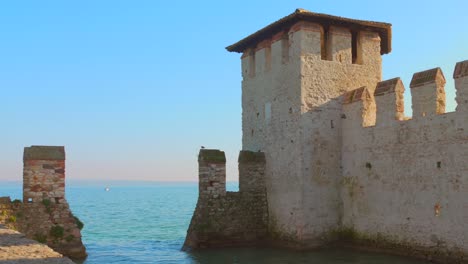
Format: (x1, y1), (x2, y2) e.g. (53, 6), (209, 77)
(0, 181), (429, 264)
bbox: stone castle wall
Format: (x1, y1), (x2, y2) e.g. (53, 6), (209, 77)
(185, 9), (468, 263)
(241, 20), (383, 244)
(183, 150), (268, 249)
(0, 146), (86, 260)
(341, 61), (468, 262)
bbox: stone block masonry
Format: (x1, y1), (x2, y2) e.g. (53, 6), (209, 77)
(23, 146), (66, 204)
(183, 149), (268, 249)
(0, 146), (86, 260)
(341, 63), (468, 263)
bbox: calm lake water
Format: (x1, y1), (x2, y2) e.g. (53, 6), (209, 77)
(0, 181), (429, 264)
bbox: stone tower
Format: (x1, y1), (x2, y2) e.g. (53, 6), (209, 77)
(20, 146), (87, 259)
(23, 146), (66, 204)
(226, 9), (391, 244)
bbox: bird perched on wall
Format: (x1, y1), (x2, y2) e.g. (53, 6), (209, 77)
(201, 146), (205, 149)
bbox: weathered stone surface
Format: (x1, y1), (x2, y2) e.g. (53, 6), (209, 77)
(0, 225), (74, 263)
(455, 61), (468, 112)
(410, 67), (445, 88)
(183, 150), (268, 250)
(0, 197), (11, 204)
(410, 68), (446, 117)
(342, 97), (468, 263)
(374, 78), (405, 124)
(0, 146), (87, 260)
(23, 157), (66, 203)
(238, 151), (265, 163)
(454, 60), (468, 79)
(374, 77), (402, 96)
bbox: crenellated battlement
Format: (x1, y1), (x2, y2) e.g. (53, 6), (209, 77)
(342, 60), (468, 128)
(341, 61), (468, 262)
(234, 9), (390, 80)
(184, 149), (268, 249)
(240, 22), (384, 79)
(410, 67), (446, 118)
(198, 149), (226, 199)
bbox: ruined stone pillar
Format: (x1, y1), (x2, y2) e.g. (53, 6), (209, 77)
(23, 146), (66, 204)
(198, 149), (226, 199)
(18, 146), (87, 260)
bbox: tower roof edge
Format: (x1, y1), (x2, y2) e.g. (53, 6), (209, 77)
(226, 8), (392, 55)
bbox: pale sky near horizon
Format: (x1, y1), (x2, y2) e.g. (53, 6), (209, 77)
(1, 0), (467, 182)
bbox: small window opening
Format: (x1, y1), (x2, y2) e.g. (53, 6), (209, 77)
(27, 198), (33, 203)
(321, 26), (331, 61)
(434, 203), (441, 217)
(251, 129), (254, 136)
(256, 112), (260, 118)
(209, 181), (216, 187)
(351, 31), (362, 64)
(437, 161), (441, 168)
(281, 34), (289, 64)
(365, 162), (372, 169)
(331, 120), (334, 129)
(249, 50), (256, 77)
(289, 107), (293, 114)
(55, 197), (60, 204)
(265, 46), (272, 71)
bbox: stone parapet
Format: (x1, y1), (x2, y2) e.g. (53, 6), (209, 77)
(183, 149), (268, 250)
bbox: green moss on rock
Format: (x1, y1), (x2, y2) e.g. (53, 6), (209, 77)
(50, 225), (64, 238)
(238, 151), (265, 163)
(23, 146), (65, 161)
(34, 233), (47, 244)
(329, 227), (360, 242)
(198, 149), (226, 163)
(73, 215), (84, 230)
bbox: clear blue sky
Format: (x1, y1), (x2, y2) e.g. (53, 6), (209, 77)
(1, 0), (467, 182)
